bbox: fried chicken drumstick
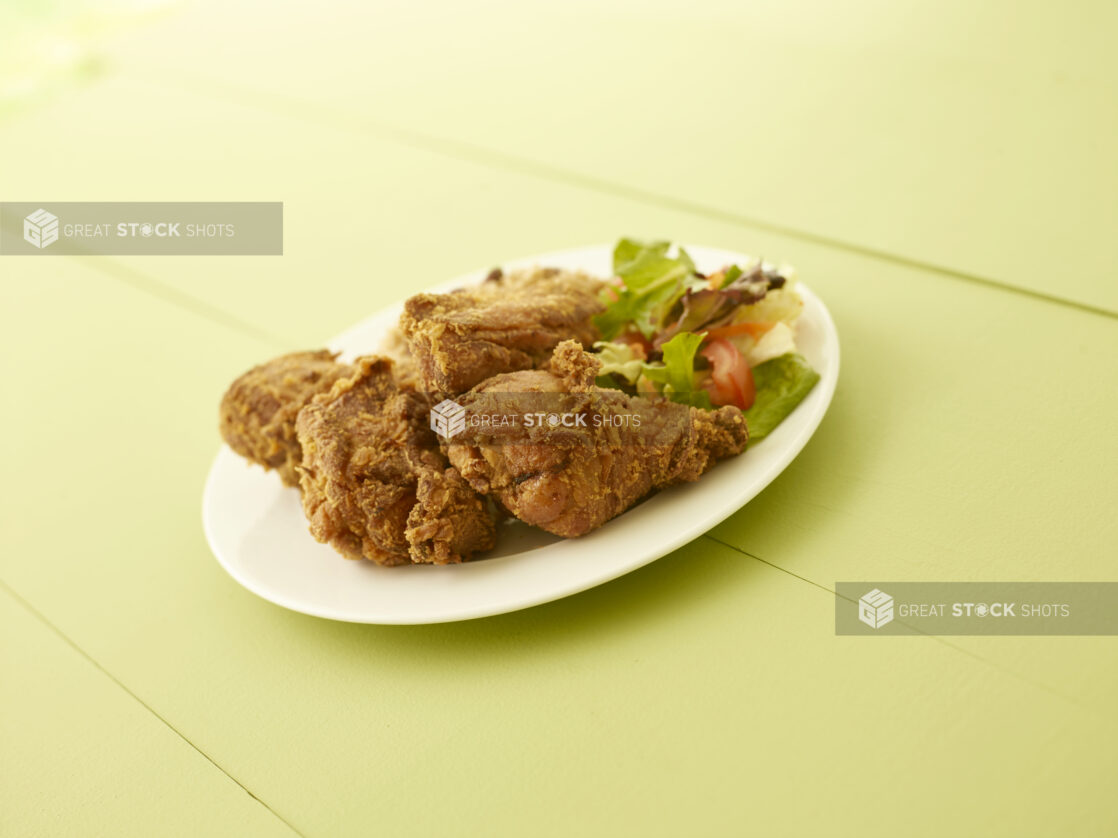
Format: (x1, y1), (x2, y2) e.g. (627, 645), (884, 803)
(401, 266), (606, 395)
(445, 341), (749, 537)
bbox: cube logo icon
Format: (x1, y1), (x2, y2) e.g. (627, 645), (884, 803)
(24, 208), (60, 249)
(859, 588), (894, 629)
(430, 399), (466, 440)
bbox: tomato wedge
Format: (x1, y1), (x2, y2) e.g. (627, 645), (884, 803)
(702, 321), (775, 342)
(700, 338), (755, 410)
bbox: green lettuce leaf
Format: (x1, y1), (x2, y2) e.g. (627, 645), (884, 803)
(593, 340), (645, 384)
(595, 238), (699, 339)
(716, 264), (743, 289)
(612, 238), (695, 289)
(640, 331), (712, 409)
(743, 353), (820, 442)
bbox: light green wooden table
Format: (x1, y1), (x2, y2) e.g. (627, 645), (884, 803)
(2, 2), (1116, 836)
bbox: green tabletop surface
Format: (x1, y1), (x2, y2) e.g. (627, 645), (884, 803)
(2, 2), (1116, 836)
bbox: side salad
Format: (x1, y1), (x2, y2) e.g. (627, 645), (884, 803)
(592, 238), (820, 442)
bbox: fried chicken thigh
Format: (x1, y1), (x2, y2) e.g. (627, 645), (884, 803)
(401, 266), (606, 395)
(446, 341), (749, 537)
(296, 357), (496, 565)
(219, 350), (354, 486)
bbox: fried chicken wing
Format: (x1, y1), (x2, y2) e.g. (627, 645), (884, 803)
(296, 357), (496, 565)
(401, 266), (606, 395)
(219, 350), (354, 486)
(446, 341), (748, 537)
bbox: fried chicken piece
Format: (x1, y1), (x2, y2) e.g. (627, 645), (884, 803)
(401, 266), (607, 395)
(378, 325), (420, 389)
(295, 357), (495, 565)
(219, 350), (354, 487)
(406, 464), (499, 564)
(446, 341), (748, 537)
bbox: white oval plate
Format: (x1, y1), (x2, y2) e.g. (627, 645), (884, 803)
(203, 245), (839, 623)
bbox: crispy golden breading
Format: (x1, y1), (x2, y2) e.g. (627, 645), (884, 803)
(406, 464), (499, 564)
(219, 350), (354, 486)
(401, 266), (606, 395)
(378, 325), (421, 390)
(446, 341), (748, 537)
(295, 357), (495, 565)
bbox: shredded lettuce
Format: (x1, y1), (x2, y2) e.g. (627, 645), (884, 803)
(742, 353), (820, 442)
